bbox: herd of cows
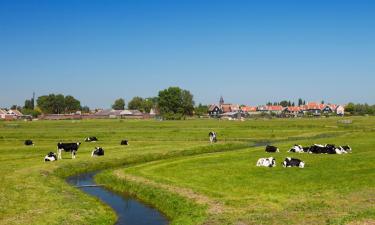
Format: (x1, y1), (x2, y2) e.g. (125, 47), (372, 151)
(256, 143), (352, 168)
(23, 137), (128, 162)
(25, 131), (351, 166)
(208, 131), (352, 169)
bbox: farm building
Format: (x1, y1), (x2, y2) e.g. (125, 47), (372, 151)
(0, 109), (24, 120)
(0, 109), (7, 119)
(283, 106), (303, 117)
(208, 104), (222, 117)
(257, 105), (284, 114)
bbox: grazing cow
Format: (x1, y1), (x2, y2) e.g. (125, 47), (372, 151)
(24, 140), (34, 146)
(57, 142), (81, 159)
(209, 131), (217, 143)
(85, 136), (98, 142)
(44, 152), (57, 162)
(289, 144), (304, 153)
(121, 140), (128, 145)
(91, 147), (104, 157)
(256, 157), (276, 167)
(265, 145), (279, 153)
(282, 157), (305, 168)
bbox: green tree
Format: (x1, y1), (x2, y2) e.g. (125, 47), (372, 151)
(128, 96), (144, 111)
(194, 103), (208, 117)
(64, 95), (81, 113)
(24, 99), (34, 110)
(298, 98), (303, 106)
(81, 106), (90, 113)
(112, 98), (125, 110)
(158, 87), (194, 119)
(37, 94), (81, 114)
(280, 100), (289, 107)
(345, 103), (355, 114)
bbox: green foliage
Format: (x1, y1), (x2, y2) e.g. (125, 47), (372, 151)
(158, 87), (194, 119)
(21, 108), (41, 118)
(112, 98), (125, 110)
(24, 99), (34, 110)
(194, 103), (208, 116)
(345, 102), (375, 115)
(128, 96), (156, 113)
(81, 106), (90, 113)
(36, 94), (81, 114)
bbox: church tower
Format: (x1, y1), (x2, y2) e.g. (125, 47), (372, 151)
(219, 96), (224, 106)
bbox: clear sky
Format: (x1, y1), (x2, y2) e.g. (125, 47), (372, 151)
(1, 0), (374, 108)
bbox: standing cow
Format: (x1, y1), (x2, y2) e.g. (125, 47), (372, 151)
(57, 142), (81, 159)
(209, 131), (217, 143)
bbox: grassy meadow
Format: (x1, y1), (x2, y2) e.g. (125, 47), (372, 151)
(0, 117), (374, 224)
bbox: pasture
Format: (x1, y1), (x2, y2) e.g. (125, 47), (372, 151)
(0, 118), (374, 225)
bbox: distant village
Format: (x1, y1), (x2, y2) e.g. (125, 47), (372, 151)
(208, 97), (345, 120)
(0, 96), (345, 121)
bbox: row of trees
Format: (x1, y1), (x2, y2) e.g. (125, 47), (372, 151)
(11, 87), (197, 120)
(112, 87), (195, 119)
(345, 103), (375, 115)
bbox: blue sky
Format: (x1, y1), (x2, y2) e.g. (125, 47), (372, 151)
(1, 0), (374, 108)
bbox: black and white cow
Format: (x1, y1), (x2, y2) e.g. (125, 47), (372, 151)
(44, 152), (57, 162)
(282, 157), (305, 168)
(341, 145), (352, 153)
(308, 144), (327, 154)
(121, 140), (128, 145)
(303, 146), (311, 152)
(24, 140), (34, 146)
(309, 144), (347, 154)
(57, 142), (81, 159)
(265, 145), (279, 153)
(288, 144), (304, 153)
(256, 157), (276, 167)
(91, 147), (104, 157)
(85, 136), (98, 142)
(209, 131), (217, 143)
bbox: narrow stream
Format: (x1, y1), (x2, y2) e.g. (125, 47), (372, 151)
(67, 172), (169, 225)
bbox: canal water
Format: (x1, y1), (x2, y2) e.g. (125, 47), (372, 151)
(67, 172), (169, 225)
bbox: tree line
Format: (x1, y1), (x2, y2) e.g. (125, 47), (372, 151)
(11, 87), (198, 120)
(344, 103), (375, 116)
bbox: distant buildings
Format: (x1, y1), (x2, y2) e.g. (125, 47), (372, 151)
(208, 97), (345, 119)
(0, 109), (24, 120)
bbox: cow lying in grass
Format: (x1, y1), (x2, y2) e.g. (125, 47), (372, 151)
(91, 147), (104, 157)
(288, 145), (310, 153)
(121, 140), (128, 145)
(57, 142), (81, 159)
(265, 145), (279, 153)
(24, 140), (34, 146)
(309, 144), (349, 154)
(282, 157), (305, 168)
(44, 152), (57, 162)
(288, 144), (351, 154)
(85, 136), (98, 142)
(256, 157), (276, 167)
(209, 131), (217, 143)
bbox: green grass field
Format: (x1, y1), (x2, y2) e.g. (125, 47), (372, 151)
(0, 117), (374, 224)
